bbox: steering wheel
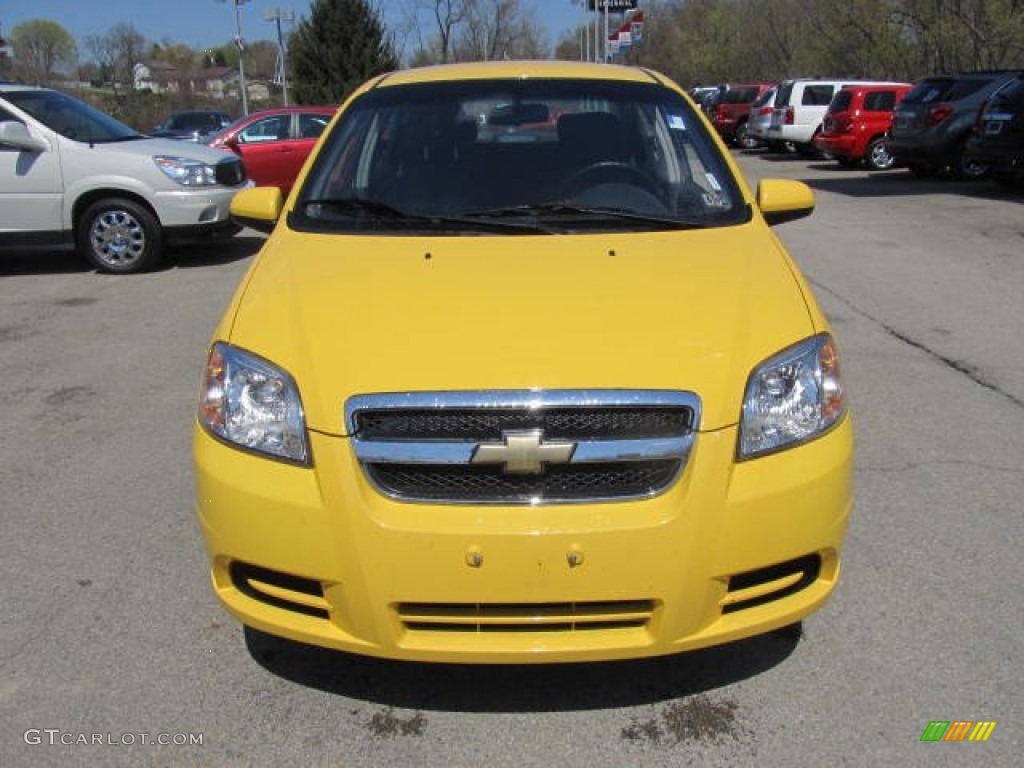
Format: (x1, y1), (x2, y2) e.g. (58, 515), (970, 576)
(560, 161), (663, 200)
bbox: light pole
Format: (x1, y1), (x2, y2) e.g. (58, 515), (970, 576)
(217, 0), (250, 116)
(264, 7), (294, 106)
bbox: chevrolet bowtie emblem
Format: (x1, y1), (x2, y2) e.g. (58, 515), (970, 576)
(471, 430), (576, 475)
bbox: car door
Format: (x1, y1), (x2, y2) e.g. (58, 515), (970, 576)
(233, 113), (293, 190)
(281, 112), (332, 195)
(0, 104), (65, 245)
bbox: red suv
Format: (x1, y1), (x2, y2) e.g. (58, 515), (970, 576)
(709, 83), (775, 148)
(207, 106), (336, 196)
(814, 83), (911, 169)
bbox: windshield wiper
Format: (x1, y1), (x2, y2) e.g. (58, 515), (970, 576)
(90, 135), (145, 144)
(462, 203), (712, 230)
(300, 197), (553, 233)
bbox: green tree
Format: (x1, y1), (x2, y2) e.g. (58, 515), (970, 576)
(10, 19), (77, 85)
(289, 0), (398, 104)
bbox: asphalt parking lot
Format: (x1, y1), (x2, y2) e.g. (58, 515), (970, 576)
(1, 150), (1021, 767)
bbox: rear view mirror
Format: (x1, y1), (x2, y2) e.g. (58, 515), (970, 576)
(756, 179), (815, 225)
(488, 103), (550, 126)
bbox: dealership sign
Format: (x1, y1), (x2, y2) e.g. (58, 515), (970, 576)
(588, 1), (639, 11)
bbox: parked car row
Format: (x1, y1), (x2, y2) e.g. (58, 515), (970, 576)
(889, 70), (1023, 181)
(703, 70), (1024, 184)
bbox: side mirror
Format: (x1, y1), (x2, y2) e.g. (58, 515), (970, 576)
(756, 179), (815, 226)
(0, 121), (50, 153)
(230, 186), (283, 234)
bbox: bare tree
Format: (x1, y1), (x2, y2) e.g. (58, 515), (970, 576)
(84, 24), (146, 89)
(425, 0), (470, 63)
(455, 0), (547, 61)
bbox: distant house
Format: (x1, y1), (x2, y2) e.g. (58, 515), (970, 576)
(133, 61), (237, 99)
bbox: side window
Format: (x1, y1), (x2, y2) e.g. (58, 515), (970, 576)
(238, 116), (289, 143)
(299, 113), (330, 139)
(803, 85), (836, 106)
(864, 91), (897, 111)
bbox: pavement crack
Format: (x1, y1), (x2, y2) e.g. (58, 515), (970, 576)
(859, 459), (1024, 475)
(808, 278), (1023, 409)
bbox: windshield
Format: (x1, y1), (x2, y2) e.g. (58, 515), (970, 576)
(292, 77), (749, 235)
(751, 87), (776, 108)
(3, 89), (138, 142)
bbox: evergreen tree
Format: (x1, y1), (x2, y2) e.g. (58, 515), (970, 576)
(289, 0), (398, 104)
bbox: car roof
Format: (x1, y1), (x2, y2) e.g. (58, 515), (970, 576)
(173, 109), (229, 115)
(242, 106), (336, 116)
(375, 60), (661, 87)
(0, 83), (52, 94)
(920, 70), (1023, 81)
(839, 83), (912, 91)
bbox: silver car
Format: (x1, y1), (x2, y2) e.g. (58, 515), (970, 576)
(745, 85), (778, 149)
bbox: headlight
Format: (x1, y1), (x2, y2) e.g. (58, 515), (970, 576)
(738, 333), (845, 459)
(198, 342), (310, 465)
(153, 155), (218, 186)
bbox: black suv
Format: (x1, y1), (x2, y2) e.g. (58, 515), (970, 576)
(150, 110), (232, 142)
(889, 70), (1022, 179)
(967, 74), (1024, 189)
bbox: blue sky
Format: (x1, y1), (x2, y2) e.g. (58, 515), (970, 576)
(1, 1), (588, 57)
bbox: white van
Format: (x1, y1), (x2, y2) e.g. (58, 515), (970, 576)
(0, 84), (247, 273)
(767, 78), (907, 153)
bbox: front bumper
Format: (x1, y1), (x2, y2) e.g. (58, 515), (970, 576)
(152, 185), (241, 229)
(195, 417), (853, 663)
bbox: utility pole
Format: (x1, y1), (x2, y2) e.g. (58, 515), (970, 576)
(217, 0), (250, 116)
(264, 7), (294, 106)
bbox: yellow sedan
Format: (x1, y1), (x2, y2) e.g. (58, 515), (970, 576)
(194, 60), (852, 663)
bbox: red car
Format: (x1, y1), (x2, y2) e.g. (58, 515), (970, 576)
(709, 83), (775, 148)
(207, 106), (336, 196)
(814, 83), (912, 170)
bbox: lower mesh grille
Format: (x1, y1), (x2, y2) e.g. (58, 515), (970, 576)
(367, 460), (681, 502)
(398, 600), (655, 633)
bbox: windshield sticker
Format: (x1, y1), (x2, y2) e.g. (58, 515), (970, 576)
(705, 173), (723, 192)
(667, 114), (686, 131)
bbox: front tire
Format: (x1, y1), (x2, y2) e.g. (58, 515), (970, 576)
(79, 198), (162, 274)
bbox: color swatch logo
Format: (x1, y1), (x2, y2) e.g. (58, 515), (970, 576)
(920, 721), (997, 742)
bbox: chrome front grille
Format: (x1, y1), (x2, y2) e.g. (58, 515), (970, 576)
(346, 390), (700, 504)
(215, 157), (246, 187)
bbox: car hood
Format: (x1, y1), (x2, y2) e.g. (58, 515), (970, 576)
(62, 135), (232, 163)
(225, 224), (817, 434)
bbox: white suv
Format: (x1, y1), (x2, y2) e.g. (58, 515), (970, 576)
(767, 78), (906, 153)
(0, 84), (247, 273)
